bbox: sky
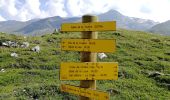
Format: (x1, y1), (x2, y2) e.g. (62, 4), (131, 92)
(0, 0), (170, 22)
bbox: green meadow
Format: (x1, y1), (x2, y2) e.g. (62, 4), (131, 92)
(0, 29), (170, 100)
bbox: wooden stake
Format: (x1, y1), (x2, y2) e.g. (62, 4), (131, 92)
(80, 15), (98, 100)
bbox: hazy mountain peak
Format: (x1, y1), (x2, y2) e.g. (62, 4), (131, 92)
(0, 10), (160, 35)
(149, 20), (170, 35)
(105, 9), (122, 15)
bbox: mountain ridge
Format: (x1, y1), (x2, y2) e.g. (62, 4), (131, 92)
(149, 20), (170, 35)
(0, 10), (159, 35)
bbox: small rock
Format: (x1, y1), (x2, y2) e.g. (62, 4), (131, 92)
(98, 53), (107, 59)
(47, 39), (54, 43)
(11, 53), (18, 57)
(0, 69), (5, 72)
(7, 41), (18, 47)
(2, 42), (8, 46)
(32, 45), (40, 52)
(106, 89), (119, 95)
(21, 42), (29, 48)
(148, 71), (164, 77)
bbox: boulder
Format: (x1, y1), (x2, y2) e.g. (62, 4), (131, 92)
(32, 45), (40, 52)
(2, 42), (8, 46)
(8, 41), (18, 47)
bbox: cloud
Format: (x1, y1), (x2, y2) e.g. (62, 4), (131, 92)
(0, 0), (18, 20)
(0, 15), (5, 21)
(14, 0), (41, 21)
(0, 0), (170, 22)
(147, 0), (170, 22)
(0, 0), (42, 21)
(140, 4), (151, 14)
(65, 0), (113, 16)
(105, 0), (170, 22)
(40, 0), (67, 17)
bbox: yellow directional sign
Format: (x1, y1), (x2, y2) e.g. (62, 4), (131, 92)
(60, 21), (116, 32)
(61, 39), (116, 52)
(61, 84), (109, 100)
(60, 62), (118, 80)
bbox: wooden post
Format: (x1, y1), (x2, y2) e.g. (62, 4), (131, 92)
(80, 15), (98, 100)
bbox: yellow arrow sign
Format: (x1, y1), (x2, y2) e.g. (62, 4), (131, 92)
(61, 84), (109, 100)
(61, 39), (116, 52)
(60, 21), (116, 32)
(60, 62), (118, 80)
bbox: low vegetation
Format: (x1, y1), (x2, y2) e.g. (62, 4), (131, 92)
(0, 29), (170, 100)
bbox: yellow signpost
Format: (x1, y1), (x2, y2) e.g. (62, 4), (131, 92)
(61, 39), (116, 52)
(61, 84), (109, 100)
(60, 62), (118, 80)
(60, 21), (116, 32)
(60, 15), (118, 100)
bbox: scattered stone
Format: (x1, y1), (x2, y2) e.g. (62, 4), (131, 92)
(47, 39), (54, 43)
(2, 41), (31, 48)
(2, 42), (8, 46)
(13, 90), (16, 93)
(11, 53), (18, 57)
(1, 41), (19, 47)
(32, 45), (40, 52)
(148, 71), (164, 77)
(98, 53), (107, 59)
(8, 41), (18, 47)
(21, 42), (29, 48)
(106, 89), (119, 95)
(0, 69), (5, 72)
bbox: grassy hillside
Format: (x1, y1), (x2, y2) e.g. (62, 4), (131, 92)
(0, 29), (170, 100)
